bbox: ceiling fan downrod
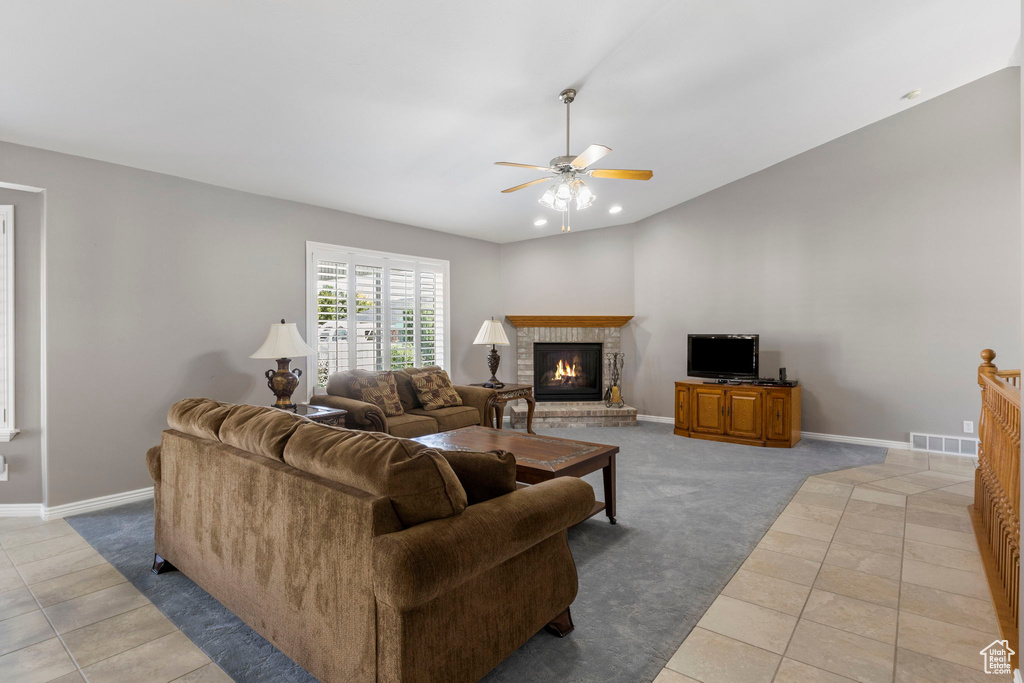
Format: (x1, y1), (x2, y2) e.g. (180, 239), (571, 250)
(559, 89), (576, 158)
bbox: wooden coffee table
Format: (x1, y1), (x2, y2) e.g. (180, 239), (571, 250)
(414, 426), (618, 524)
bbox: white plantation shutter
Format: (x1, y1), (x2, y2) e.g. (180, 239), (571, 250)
(0, 207), (15, 441)
(418, 268), (444, 368)
(307, 243), (450, 388)
(389, 268), (416, 369)
(353, 263), (384, 370)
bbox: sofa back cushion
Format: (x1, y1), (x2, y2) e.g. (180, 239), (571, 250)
(219, 404), (307, 462)
(325, 370), (356, 399)
(168, 398), (233, 441)
(392, 369), (422, 411)
(283, 423), (467, 527)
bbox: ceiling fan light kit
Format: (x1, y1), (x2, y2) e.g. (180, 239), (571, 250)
(495, 88), (653, 233)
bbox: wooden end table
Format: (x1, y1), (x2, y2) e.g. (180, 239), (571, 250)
(471, 383), (536, 435)
(414, 426), (617, 524)
(281, 403), (347, 426)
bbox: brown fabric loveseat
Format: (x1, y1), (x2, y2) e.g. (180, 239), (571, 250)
(148, 398), (595, 683)
(309, 366), (494, 438)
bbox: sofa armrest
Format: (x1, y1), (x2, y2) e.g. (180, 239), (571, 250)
(309, 394), (387, 432)
(146, 445), (161, 483)
(453, 385), (496, 426)
(372, 477), (595, 610)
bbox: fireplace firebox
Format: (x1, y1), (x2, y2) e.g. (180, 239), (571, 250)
(533, 343), (603, 402)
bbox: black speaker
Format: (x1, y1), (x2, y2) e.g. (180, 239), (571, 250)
(779, 367), (787, 381)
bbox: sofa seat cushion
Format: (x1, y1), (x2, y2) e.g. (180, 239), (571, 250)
(351, 371), (404, 417)
(386, 413), (439, 438)
(283, 423), (466, 526)
(409, 369), (463, 410)
(167, 398), (232, 441)
(218, 404), (307, 461)
(407, 406), (480, 432)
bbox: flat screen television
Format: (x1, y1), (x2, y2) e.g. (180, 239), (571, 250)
(687, 334), (759, 380)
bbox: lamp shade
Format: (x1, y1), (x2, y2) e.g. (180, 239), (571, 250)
(250, 320), (317, 359)
(473, 319), (509, 346)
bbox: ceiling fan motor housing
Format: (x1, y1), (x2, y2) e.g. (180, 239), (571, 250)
(550, 155), (579, 170)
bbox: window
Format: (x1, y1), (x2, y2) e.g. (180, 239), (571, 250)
(0, 206), (15, 441)
(306, 242), (449, 389)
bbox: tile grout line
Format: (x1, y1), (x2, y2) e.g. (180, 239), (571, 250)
(1, 543), (90, 681)
(771, 475), (863, 680)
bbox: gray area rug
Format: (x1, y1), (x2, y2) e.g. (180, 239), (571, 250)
(67, 422), (885, 683)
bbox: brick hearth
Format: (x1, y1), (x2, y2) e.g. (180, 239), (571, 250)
(511, 321), (637, 428)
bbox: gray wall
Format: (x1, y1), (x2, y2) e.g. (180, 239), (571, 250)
(633, 68), (1020, 440)
(498, 225), (636, 387)
(0, 189), (43, 504)
(0, 143), (500, 506)
(501, 68), (1022, 442)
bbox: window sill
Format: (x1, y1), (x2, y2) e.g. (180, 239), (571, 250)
(0, 429), (20, 442)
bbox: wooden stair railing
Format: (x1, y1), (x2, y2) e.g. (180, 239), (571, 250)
(972, 349), (1020, 665)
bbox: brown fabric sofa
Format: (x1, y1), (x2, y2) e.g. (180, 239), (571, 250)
(148, 398), (595, 683)
(309, 367), (494, 438)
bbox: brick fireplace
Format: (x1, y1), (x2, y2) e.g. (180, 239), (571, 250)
(506, 316), (638, 428)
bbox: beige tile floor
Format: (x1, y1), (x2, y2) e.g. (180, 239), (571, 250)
(656, 448), (1012, 683)
(0, 516), (231, 683)
(0, 449), (1007, 683)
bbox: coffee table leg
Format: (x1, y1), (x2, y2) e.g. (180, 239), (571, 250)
(525, 394), (536, 435)
(602, 455), (616, 524)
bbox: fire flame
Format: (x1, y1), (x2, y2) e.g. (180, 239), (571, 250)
(554, 359), (579, 380)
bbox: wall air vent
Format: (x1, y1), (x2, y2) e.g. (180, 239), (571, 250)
(910, 432), (979, 456)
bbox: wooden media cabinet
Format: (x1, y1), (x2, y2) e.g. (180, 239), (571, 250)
(674, 380), (801, 448)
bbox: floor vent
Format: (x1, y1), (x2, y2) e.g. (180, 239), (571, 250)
(909, 432), (979, 456)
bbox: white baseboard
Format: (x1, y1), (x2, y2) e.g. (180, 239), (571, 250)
(42, 487), (154, 521)
(634, 416), (912, 450)
(637, 414), (675, 424)
(799, 431), (910, 451)
(0, 486), (154, 521)
(0, 503), (44, 517)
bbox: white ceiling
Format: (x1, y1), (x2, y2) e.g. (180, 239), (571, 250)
(0, 1), (1018, 243)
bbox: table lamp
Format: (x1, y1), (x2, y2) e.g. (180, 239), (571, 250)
(250, 319), (318, 409)
(473, 317), (510, 388)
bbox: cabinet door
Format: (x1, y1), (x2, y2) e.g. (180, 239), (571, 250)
(765, 392), (789, 441)
(675, 386), (689, 431)
(726, 390), (762, 439)
(690, 388), (725, 434)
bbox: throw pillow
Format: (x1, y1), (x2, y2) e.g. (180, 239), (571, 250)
(409, 369), (463, 410)
(439, 449), (517, 505)
(351, 372), (404, 417)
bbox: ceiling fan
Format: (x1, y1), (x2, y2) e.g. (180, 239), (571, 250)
(495, 88), (653, 232)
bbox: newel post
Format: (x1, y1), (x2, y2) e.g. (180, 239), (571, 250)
(979, 348), (998, 386)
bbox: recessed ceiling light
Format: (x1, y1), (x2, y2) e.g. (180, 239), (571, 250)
(534, 218), (547, 226)
(608, 205), (623, 214)
(902, 89), (922, 100)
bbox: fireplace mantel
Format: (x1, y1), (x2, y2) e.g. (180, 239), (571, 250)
(505, 315), (633, 328)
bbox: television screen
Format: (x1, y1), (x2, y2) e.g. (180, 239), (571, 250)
(688, 334), (759, 379)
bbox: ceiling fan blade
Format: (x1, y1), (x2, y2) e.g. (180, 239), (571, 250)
(494, 162), (553, 171)
(501, 177), (552, 193)
(589, 168), (654, 180)
(571, 144), (612, 169)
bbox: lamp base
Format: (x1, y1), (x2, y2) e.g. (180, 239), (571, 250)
(265, 357), (302, 410)
(484, 346), (504, 389)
